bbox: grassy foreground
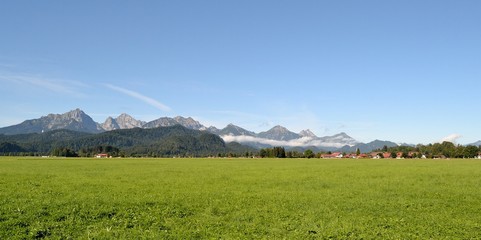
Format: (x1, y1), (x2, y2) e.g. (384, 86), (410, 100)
(1, 157), (481, 239)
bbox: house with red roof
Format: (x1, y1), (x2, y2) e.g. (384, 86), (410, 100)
(95, 153), (109, 158)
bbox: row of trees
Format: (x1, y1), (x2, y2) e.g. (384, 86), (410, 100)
(50, 145), (122, 157)
(259, 147), (316, 158)
(35, 143), (481, 159)
(381, 142), (481, 159)
(256, 142), (481, 159)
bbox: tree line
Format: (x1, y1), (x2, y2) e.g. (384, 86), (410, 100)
(379, 141), (481, 159)
(256, 142), (481, 159)
(259, 147), (316, 158)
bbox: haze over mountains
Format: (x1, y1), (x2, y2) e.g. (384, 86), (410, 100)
(1, 109), (480, 152)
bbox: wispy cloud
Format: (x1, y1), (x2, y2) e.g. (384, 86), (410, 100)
(104, 83), (171, 112)
(438, 133), (462, 144)
(0, 74), (86, 96)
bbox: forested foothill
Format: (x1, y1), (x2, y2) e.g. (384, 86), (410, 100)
(0, 125), (255, 158)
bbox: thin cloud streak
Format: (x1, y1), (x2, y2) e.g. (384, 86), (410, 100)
(0, 74), (86, 97)
(104, 83), (171, 112)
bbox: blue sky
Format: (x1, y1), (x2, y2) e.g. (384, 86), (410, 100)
(1, 1), (480, 144)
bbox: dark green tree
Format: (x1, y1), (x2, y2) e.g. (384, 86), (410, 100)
(273, 147), (286, 158)
(464, 145), (479, 158)
(304, 149), (315, 159)
(441, 141), (456, 158)
(51, 147), (78, 157)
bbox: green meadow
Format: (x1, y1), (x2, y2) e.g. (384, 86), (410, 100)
(1, 157), (481, 239)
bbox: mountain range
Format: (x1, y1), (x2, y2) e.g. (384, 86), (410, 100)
(1, 109), (480, 152)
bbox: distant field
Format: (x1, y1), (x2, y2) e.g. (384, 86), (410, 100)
(1, 157), (481, 239)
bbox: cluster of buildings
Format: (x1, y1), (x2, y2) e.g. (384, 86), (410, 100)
(320, 152), (426, 159)
(321, 151), (481, 159)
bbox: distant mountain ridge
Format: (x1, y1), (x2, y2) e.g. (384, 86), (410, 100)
(299, 129), (317, 138)
(143, 116), (205, 130)
(0, 109), (103, 135)
(218, 124), (256, 137)
(102, 113), (146, 131)
(468, 141), (481, 146)
(0, 108), (431, 153)
(258, 125), (300, 141)
(340, 140), (398, 153)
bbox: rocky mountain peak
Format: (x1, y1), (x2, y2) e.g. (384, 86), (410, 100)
(299, 129), (317, 138)
(258, 125), (300, 141)
(102, 117), (120, 131)
(117, 113), (131, 119)
(115, 113), (144, 129)
(219, 123), (256, 137)
(319, 132), (359, 147)
(61, 108), (88, 122)
(172, 116), (204, 130)
(0, 108), (102, 134)
(468, 140), (481, 146)
(272, 125), (288, 131)
(337, 132), (349, 137)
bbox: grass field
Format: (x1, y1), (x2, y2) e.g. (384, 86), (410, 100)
(1, 157), (481, 239)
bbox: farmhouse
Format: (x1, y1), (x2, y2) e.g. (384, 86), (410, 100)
(370, 152), (393, 159)
(321, 152), (343, 158)
(408, 152), (419, 158)
(358, 153), (369, 158)
(344, 153), (369, 159)
(95, 153), (109, 158)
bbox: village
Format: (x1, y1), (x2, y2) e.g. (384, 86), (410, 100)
(321, 151), (481, 159)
